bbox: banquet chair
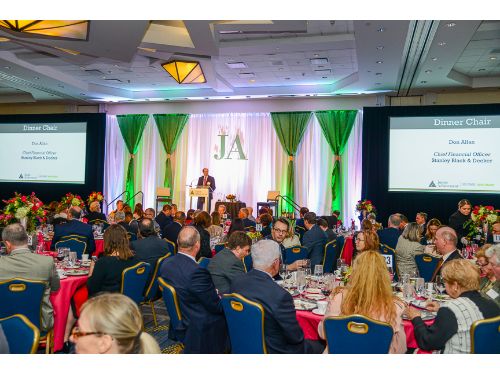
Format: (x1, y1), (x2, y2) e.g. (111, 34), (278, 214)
(158, 277), (184, 344)
(127, 232), (138, 242)
(295, 226), (306, 241)
(164, 239), (177, 256)
(379, 244), (398, 281)
(242, 254), (253, 272)
(198, 257), (210, 269)
(415, 254), (441, 282)
(470, 316), (500, 354)
(120, 262), (151, 305)
(214, 243), (226, 254)
(322, 240), (337, 273)
(284, 246), (308, 265)
(141, 254), (171, 327)
(0, 278), (53, 353)
(323, 315), (393, 354)
(55, 237), (87, 260)
(336, 235), (346, 267)
(0, 314), (40, 354)
(88, 219), (110, 231)
(221, 293), (267, 354)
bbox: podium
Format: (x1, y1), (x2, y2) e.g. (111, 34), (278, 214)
(189, 186), (210, 211)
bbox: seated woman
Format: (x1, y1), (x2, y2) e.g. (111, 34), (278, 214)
(193, 211), (212, 259)
(87, 224), (138, 297)
(406, 259), (500, 353)
(208, 211), (224, 240)
(258, 213), (273, 238)
(420, 218), (441, 245)
(71, 293), (160, 354)
(132, 203), (144, 220)
(85, 201), (107, 223)
(185, 209), (195, 225)
(477, 244), (499, 306)
(354, 229), (380, 259)
(395, 222), (425, 277)
(318, 251), (407, 353)
(282, 218), (301, 248)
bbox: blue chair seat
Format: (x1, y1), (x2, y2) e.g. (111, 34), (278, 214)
(0, 314), (40, 354)
(55, 238), (87, 259)
(471, 316), (500, 354)
(121, 262), (151, 305)
(158, 277), (184, 344)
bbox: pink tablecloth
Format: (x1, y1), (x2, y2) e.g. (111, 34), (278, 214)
(44, 239), (104, 257)
(296, 309), (434, 353)
(49, 275), (88, 352)
(339, 236), (354, 265)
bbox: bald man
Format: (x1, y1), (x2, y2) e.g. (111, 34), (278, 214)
(431, 226), (463, 281)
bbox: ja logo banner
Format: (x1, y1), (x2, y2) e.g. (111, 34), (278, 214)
(214, 134), (247, 160)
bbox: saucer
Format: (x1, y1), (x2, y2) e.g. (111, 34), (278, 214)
(311, 309), (325, 316)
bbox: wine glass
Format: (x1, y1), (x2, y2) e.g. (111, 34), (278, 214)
(387, 266), (394, 282)
(279, 262), (288, 281)
(56, 248), (65, 262)
(402, 283), (415, 306)
(435, 275), (446, 295)
(296, 269), (306, 296)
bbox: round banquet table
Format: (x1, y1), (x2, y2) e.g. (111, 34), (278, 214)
(295, 309), (435, 353)
(44, 239), (104, 257)
(214, 201), (246, 220)
(50, 275), (88, 352)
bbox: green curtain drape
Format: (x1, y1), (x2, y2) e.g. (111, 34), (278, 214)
(153, 114), (189, 192)
(315, 110), (358, 212)
(270, 111), (312, 213)
(116, 114), (149, 205)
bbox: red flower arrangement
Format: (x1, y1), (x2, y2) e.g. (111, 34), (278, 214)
(0, 192), (47, 232)
(60, 193), (85, 209)
(87, 192), (104, 205)
(355, 199), (376, 214)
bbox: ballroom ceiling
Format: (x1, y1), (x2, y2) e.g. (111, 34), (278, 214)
(0, 20), (498, 104)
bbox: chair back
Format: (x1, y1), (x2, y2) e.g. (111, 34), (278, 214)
(127, 232), (138, 242)
(0, 279), (46, 329)
(164, 239), (177, 256)
(214, 243), (226, 254)
(221, 293), (267, 354)
(158, 277), (183, 341)
(284, 246), (308, 265)
(415, 254), (440, 282)
(243, 254), (253, 272)
(470, 316), (500, 354)
(322, 240), (337, 273)
(88, 219), (110, 230)
(198, 257), (210, 269)
(55, 238), (87, 259)
(295, 226), (306, 241)
(379, 244), (398, 281)
(0, 314), (40, 354)
(120, 262), (151, 304)
(323, 315), (394, 354)
(144, 254), (171, 302)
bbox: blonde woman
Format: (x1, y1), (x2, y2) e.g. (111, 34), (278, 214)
(71, 293), (161, 354)
(282, 219), (301, 248)
(395, 222), (425, 276)
(318, 251), (406, 354)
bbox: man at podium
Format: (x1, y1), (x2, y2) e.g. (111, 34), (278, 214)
(197, 167), (216, 211)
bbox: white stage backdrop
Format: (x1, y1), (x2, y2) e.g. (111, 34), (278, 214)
(103, 112), (362, 223)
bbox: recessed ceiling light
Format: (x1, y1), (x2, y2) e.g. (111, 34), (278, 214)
(376, 61), (383, 64)
(490, 56), (497, 60)
(226, 62), (248, 69)
(438, 42), (446, 46)
(425, 70), (432, 73)
(249, 79), (256, 83)
(420, 81), (427, 84)
(478, 68), (486, 71)
(238, 72), (255, 78)
(431, 57), (438, 61)
(376, 46), (384, 50)
(314, 54), (319, 57)
(377, 27), (385, 32)
(446, 22), (456, 27)
(310, 58), (329, 65)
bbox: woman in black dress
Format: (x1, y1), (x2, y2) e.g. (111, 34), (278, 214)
(448, 199), (472, 247)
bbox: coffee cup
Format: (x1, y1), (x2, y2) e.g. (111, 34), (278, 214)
(81, 254), (89, 262)
(317, 300), (328, 315)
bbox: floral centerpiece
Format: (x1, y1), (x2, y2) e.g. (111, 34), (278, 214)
(0, 192), (47, 232)
(60, 193), (85, 209)
(464, 205), (499, 240)
(87, 191), (104, 205)
(247, 231), (262, 244)
(226, 194), (236, 202)
(341, 266), (353, 285)
(355, 199), (376, 225)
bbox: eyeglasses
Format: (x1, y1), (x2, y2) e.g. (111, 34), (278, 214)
(71, 326), (105, 339)
(355, 238), (365, 242)
(273, 228), (288, 234)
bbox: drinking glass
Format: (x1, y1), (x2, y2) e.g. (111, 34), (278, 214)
(401, 273), (410, 285)
(415, 278), (425, 297)
(68, 251), (77, 267)
(403, 283), (414, 305)
(303, 259), (311, 271)
(279, 262), (288, 281)
(424, 282), (435, 300)
(387, 266), (394, 282)
(336, 258), (344, 271)
(314, 265), (324, 279)
(434, 275), (446, 295)
(296, 270), (306, 295)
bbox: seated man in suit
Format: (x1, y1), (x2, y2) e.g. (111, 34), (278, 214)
(230, 240), (324, 354)
(162, 211), (185, 244)
(302, 212), (328, 271)
(130, 218), (171, 286)
(155, 204), (173, 232)
(143, 208), (161, 234)
(378, 214), (402, 250)
(51, 206), (95, 256)
(207, 231), (251, 294)
(238, 208), (256, 228)
(0, 223), (60, 332)
(217, 204), (230, 220)
(295, 207), (309, 229)
(159, 226), (228, 354)
(318, 218), (336, 243)
(432, 226), (463, 281)
(118, 212), (138, 236)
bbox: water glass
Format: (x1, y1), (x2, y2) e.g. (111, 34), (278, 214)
(424, 282), (434, 299)
(296, 270), (306, 295)
(314, 265), (324, 278)
(279, 262), (288, 281)
(403, 283), (414, 304)
(401, 273), (410, 285)
(68, 251), (77, 266)
(415, 277), (425, 297)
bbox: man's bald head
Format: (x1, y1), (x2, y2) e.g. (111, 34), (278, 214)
(435, 226), (458, 256)
(177, 226), (200, 257)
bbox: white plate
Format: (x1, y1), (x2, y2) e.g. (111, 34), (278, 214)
(411, 300), (428, 309)
(65, 269), (89, 276)
(303, 293), (326, 301)
(294, 299), (317, 311)
(304, 288), (322, 294)
(311, 308), (325, 316)
(402, 311), (436, 321)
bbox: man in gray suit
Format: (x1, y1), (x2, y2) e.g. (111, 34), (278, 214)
(207, 231), (252, 294)
(0, 223), (60, 332)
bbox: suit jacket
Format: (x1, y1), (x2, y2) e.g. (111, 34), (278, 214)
(432, 250), (463, 281)
(0, 248), (60, 332)
(207, 248), (245, 294)
(131, 236), (171, 285)
(295, 218), (305, 229)
(322, 215), (338, 229)
(155, 212), (173, 232)
(324, 228), (337, 243)
(197, 175), (216, 199)
(162, 221), (183, 243)
(51, 219), (96, 256)
(230, 269), (306, 354)
(378, 227), (401, 250)
(242, 218), (256, 228)
(302, 224), (327, 271)
(159, 253), (228, 353)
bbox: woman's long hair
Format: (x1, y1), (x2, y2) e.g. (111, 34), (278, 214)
(103, 224), (134, 260)
(340, 251), (397, 326)
(80, 293), (160, 354)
